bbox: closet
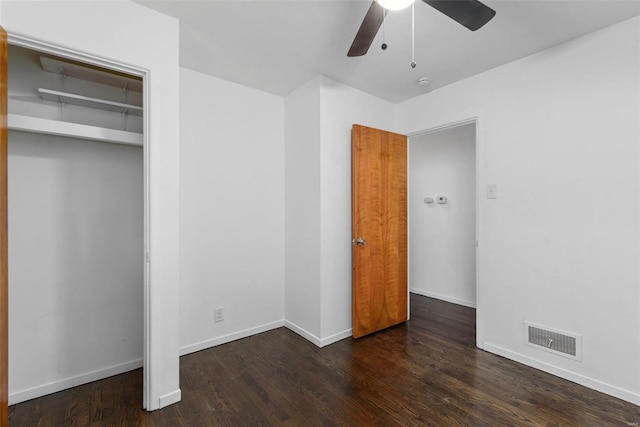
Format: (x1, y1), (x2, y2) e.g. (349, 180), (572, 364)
(6, 44), (144, 404)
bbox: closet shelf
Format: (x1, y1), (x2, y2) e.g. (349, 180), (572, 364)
(40, 56), (143, 93)
(8, 114), (143, 146)
(39, 88), (143, 116)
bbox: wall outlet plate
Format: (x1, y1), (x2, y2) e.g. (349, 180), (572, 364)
(214, 307), (224, 323)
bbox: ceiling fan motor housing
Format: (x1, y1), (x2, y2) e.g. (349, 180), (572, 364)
(348, 0), (497, 57)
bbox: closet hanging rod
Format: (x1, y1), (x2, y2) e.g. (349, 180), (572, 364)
(39, 88), (143, 116)
(40, 56), (143, 93)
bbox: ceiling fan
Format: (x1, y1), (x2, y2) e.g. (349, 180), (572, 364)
(348, 0), (496, 57)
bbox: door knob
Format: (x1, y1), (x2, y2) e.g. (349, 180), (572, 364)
(352, 237), (367, 246)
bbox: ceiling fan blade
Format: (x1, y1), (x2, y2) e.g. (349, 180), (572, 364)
(422, 0), (496, 31)
(348, 1), (388, 57)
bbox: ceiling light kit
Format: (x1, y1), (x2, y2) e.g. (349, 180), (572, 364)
(348, 0), (496, 72)
(377, 0), (415, 11)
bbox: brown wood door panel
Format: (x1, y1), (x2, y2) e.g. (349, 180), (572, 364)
(0, 25), (8, 427)
(352, 124), (407, 339)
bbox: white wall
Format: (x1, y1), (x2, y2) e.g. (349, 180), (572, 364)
(8, 131), (143, 404)
(409, 124), (476, 308)
(1, 1), (181, 409)
(397, 16), (640, 404)
(284, 76), (395, 345)
(284, 77), (322, 340)
(179, 68), (285, 355)
(318, 77), (395, 342)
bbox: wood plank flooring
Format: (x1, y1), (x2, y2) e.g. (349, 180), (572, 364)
(9, 295), (640, 426)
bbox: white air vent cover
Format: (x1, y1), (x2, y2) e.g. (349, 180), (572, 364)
(524, 321), (582, 361)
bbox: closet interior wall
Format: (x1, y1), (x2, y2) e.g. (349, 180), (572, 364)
(7, 45), (144, 404)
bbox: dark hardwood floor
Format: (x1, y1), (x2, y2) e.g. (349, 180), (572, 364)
(9, 295), (640, 426)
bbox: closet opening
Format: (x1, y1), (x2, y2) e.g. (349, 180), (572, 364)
(6, 41), (149, 406)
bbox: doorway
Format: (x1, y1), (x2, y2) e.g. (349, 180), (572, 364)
(408, 120), (478, 312)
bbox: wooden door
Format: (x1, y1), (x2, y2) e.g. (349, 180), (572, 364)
(352, 124), (407, 339)
(0, 26), (8, 427)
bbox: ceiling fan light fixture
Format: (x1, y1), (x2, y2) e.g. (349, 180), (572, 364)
(376, 0), (414, 11)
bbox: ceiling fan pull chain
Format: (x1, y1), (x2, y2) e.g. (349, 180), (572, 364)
(381, 6), (388, 50)
(410, 2), (416, 68)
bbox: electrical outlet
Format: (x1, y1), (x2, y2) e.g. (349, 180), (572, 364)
(214, 307), (224, 323)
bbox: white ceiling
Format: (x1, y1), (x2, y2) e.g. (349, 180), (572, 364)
(136, 0), (640, 103)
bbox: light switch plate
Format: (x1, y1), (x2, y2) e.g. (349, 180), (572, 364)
(486, 184), (497, 199)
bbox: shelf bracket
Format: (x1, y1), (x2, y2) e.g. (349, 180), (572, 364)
(122, 82), (129, 105)
(57, 98), (66, 122)
(58, 69), (67, 91)
(122, 110), (129, 131)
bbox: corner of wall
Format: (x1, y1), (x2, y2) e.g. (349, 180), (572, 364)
(283, 76), (322, 339)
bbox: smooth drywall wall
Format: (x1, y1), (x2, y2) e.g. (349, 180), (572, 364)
(284, 77), (322, 340)
(8, 131), (142, 404)
(318, 77), (395, 342)
(396, 16), (640, 403)
(179, 68), (285, 354)
(409, 124), (476, 308)
(1, 1), (180, 409)
(284, 76), (396, 346)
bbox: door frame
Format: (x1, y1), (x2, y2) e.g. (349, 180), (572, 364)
(406, 117), (481, 346)
(6, 33), (152, 408)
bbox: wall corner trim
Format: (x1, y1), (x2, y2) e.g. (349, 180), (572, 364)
(158, 389), (181, 409)
(285, 321), (322, 347)
(320, 329), (353, 347)
(285, 321), (352, 348)
(482, 342), (640, 405)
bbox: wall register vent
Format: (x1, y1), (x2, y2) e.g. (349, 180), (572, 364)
(524, 321), (582, 361)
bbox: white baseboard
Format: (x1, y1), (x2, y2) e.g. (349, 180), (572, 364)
(284, 321), (351, 348)
(320, 328), (352, 347)
(158, 389), (182, 409)
(9, 358), (143, 405)
(410, 288), (476, 308)
(179, 320), (285, 356)
(482, 342), (640, 405)
(285, 321), (322, 347)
